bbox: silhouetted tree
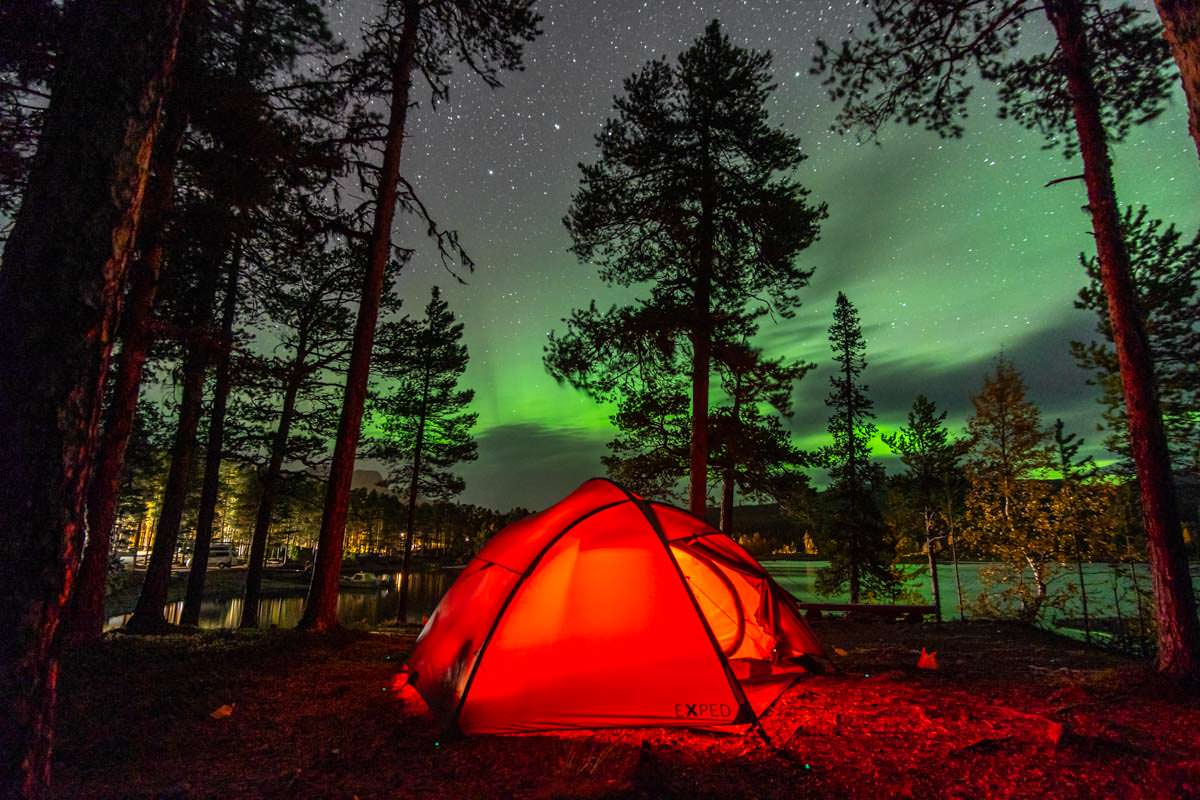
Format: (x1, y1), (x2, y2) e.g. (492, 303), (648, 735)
(962, 357), (1059, 622)
(62, 95), (190, 646)
(710, 341), (812, 534)
(301, 0), (538, 632)
(814, 0), (1199, 676)
(0, 0), (58, 236)
(127, 0), (345, 631)
(549, 20), (825, 518)
(370, 287), (478, 621)
(1054, 418), (1097, 641)
(601, 370), (693, 500)
(1072, 206), (1200, 478)
(818, 293), (893, 602)
(1150, 0), (1200, 160)
(232, 213), (383, 628)
(882, 394), (966, 622)
(180, 0), (345, 625)
(0, 2), (187, 795)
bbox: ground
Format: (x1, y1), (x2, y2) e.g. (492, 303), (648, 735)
(55, 620), (1200, 799)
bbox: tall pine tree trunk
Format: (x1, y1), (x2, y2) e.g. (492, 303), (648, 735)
(0, 2), (186, 796)
(1153, 0), (1200, 160)
(241, 369), (303, 628)
(181, 0), (264, 626)
(925, 511), (943, 622)
(62, 104), (186, 647)
(843, 341), (860, 605)
(1048, 0), (1200, 677)
(126, 243), (222, 633)
(398, 359), (431, 623)
(719, 471), (735, 534)
(689, 161), (715, 519)
(950, 531), (966, 622)
(182, 250), (241, 625)
(1075, 534), (1092, 643)
(719, 390), (741, 534)
(125, 340), (209, 632)
(300, 1), (421, 631)
(689, 321), (711, 519)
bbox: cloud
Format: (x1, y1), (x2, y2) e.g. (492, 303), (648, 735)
(458, 422), (611, 510)
(789, 309), (1107, 456)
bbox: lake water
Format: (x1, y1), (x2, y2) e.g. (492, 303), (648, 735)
(107, 559), (1189, 634)
(762, 560), (1169, 627)
(104, 570), (453, 631)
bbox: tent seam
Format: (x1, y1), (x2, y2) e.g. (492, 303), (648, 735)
(616, 488), (760, 729)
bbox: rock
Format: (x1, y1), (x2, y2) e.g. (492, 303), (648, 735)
(209, 703), (235, 720)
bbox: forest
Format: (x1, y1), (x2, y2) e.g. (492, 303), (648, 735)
(1, 1), (1199, 798)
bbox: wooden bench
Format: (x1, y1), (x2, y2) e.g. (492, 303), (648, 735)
(796, 602), (938, 623)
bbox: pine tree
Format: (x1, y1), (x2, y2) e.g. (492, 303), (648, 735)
(814, 0), (1199, 676)
(1072, 206), (1200, 477)
(370, 287), (478, 621)
(598, 339), (812, 525)
(1053, 418), (1101, 641)
(127, 0), (345, 633)
(818, 292), (893, 603)
(1150, 0), (1200, 160)
(61, 95), (190, 645)
(601, 370), (693, 501)
(230, 208), (390, 628)
(300, 0), (538, 632)
(709, 341), (813, 534)
(0, 0), (58, 235)
(548, 20), (826, 518)
(882, 395), (966, 622)
(962, 357), (1062, 622)
(180, 0), (345, 626)
(0, 2), (187, 794)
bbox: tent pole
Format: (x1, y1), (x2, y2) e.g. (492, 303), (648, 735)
(619, 487), (759, 729)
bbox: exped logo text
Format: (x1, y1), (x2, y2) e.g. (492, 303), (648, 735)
(674, 702), (732, 718)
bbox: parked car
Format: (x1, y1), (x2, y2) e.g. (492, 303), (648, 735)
(117, 551), (150, 569)
(186, 542), (238, 569)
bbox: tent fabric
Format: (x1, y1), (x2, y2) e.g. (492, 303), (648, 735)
(402, 478), (823, 734)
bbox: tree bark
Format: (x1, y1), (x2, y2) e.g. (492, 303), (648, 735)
(1075, 541), (1092, 643)
(182, 249), (241, 625)
(689, 160), (715, 519)
(62, 103), (188, 647)
(124, 338), (209, 633)
(689, 322), (711, 519)
(719, 388), (741, 535)
(1048, 0), (1200, 677)
(719, 470), (735, 534)
(925, 512), (943, 622)
(952, 544), (966, 620)
(1152, 0), (1200, 161)
(0, 1), (186, 796)
(241, 370), (303, 628)
(300, 0), (421, 631)
(843, 338), (860, 605)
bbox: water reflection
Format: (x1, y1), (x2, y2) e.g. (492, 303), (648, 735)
(105, 570), (454, 631)
(106, 561), (1184, 634)
(763, 560), (1167, 625)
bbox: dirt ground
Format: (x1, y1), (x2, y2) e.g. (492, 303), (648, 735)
(54, 620), (1200, 799)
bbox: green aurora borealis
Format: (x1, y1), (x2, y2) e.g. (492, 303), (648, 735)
(359, 0), (1198, 510)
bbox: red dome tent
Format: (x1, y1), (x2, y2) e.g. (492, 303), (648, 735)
(401, 478), (822, 734)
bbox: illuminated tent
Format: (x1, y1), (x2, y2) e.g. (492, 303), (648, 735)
(401, 478), (822, 734)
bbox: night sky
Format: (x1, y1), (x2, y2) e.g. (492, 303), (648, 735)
(345, 1), (1196, 510)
